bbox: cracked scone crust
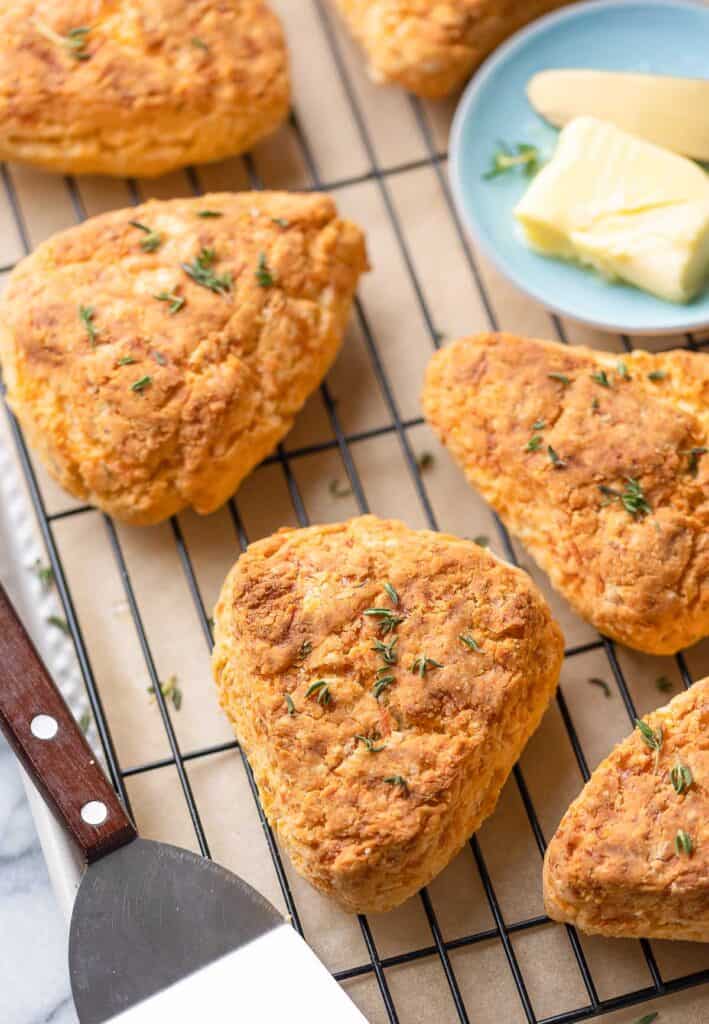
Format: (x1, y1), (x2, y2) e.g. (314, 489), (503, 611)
(544, 679), (709, 941)
(0, 1), (289, 177)
(422, 333), (709, 654)
(333, 1), (576, 98)
(0, 191), (368, 525)
(213, 515), (563, 913)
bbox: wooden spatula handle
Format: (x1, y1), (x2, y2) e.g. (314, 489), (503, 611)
(0, 581), (136, 862)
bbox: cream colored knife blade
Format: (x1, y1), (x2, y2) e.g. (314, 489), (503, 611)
(527, 70), (709, 161)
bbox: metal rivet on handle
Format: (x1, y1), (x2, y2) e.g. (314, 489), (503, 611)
(81, 801), (108, 826)
(30, 714), (58, 740)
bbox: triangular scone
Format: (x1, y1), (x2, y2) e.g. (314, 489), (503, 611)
(0, 192), (368, 525)
(0, 1), (290, 177)
(332, 1), (575, 98)
(422, 333), (709, 654)
(213, 515), (563, 913)
(544, 679), (708, 942)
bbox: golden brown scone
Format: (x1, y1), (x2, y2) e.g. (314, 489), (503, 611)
(0, 192), (368, 525)
(544, 679), (709, 942)
(0, 1), (289, 177)
(332, 1), (576, 98)
(422, 333), (709, 654)
(213, 515), (563, 913)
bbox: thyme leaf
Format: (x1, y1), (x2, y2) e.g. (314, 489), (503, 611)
(154, 289), (185, 314)
(47, 615), (69, 634)
(182, 247), (232, 294)
(130, 375), (152, 393)
(79, 305), (98, 345)
(525, 434), (543, 452)
(197, 209), (222, 217)
(364, 608), (404, 635)
(31, 559), (54, 591)
(305, 679), (332, 705)
(271, 217), (290, 228)
(484, 141), (539, 179)
(373, 637), (397, 665)
(384, 775), (408, 791)
(547, 445), (567, 468)
(591, 369), (611, 388)
(647, 370), (667, 382)
(147, 674), (182, 711)
(372, 675), (395, 699)
(459, 633), (481, 652)
(285, 693), (296, 716)
(298, 640), (313, 660)
(674, 829), (693, 856)
(35, 20), (91, 60)
(383, 582), (399, 606)
(616, 361), (631, 381)
(532, 419), (546, 430)
(255, 251), (274, 288)
(635, 718), (663, 771)
(356, 734), (385, 753)
(191, 36), (209, 51)
(411, 655), (443, 678)
(128, 220), (162, 252)
(118, 355), (135, 366)
(670, 762), (693, 795)
(473, 535), (490, 548)
(682, 446), (707, 477)
(547, 372), (571, 385)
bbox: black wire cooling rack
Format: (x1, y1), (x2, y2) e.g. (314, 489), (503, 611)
(2, 3), (709, 1021)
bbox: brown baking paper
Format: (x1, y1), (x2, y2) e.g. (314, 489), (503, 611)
(0, 1), (707, 1020)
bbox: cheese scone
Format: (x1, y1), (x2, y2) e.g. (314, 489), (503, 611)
(0, 1), (289, 177)
(545, 679), (708, 941)
(332, 1), (576, 98)
(422, 333), (709, 654)
(213, 515), (563, 913)
(0, 192), (368, 525)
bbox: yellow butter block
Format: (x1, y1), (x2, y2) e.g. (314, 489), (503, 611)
(514, 116), (709, 303)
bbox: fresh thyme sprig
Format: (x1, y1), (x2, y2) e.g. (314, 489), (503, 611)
(372, 674), (396, 700)
(356, 734), (385, 753)
(484, 141), (540, 180)
(635, 718), (663, 771)
(147, 674), (182, 711)
(182, 248), (232, 294)
(411, 655), (443, 678)
(599, 478), (651, 518)
(128, 220), (162, 252)
(675, 829), (693, 856)
(372, 638), (398, 665)
(154, 289), (185, 314)
(364, 608), (405, 635)
(255, 251), (274, 287)
(79, 305), (98, 345)
(35, 20), (91, 60)
(305, 679), (332, 705)
(670, 762), (693, 795)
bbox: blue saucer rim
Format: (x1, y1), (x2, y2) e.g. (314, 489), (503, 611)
(448, 0), (709, 337)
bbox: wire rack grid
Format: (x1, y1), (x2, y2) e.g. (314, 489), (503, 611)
(1, 3), (708, 1022)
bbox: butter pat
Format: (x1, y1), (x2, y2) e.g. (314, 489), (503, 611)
(514, 117), (709, 303)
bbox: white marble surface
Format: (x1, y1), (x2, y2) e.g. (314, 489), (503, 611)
(0, 732), (76, 1024)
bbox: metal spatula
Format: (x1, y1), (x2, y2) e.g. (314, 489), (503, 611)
(0, 582), (367, 1023)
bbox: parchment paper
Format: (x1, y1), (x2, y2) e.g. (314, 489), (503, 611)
(0, 2), (707, 1020)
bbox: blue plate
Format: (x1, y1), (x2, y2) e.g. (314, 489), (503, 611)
(450, 0), (709, 335)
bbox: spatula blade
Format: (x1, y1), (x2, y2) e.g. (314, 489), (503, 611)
(69, 838), (366, 1023)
